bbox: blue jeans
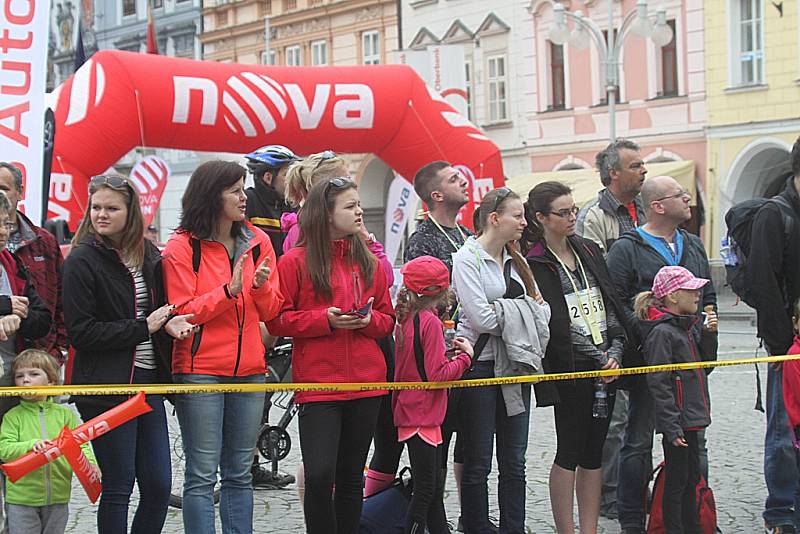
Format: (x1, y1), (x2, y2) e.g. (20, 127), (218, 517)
(617, 380), (709, 529)
(764, 365), (800, 528)
(459, 361), (531, 534)
(175, 373), (266, 534)
(77, 367), (171, 534)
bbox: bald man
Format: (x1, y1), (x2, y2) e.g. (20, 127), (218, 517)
(605, 175), (717, 534)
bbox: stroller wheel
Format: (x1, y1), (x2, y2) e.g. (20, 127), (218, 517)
(258, 424), (292, 461)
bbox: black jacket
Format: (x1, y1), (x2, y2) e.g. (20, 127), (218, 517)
(0, 249), (51, 348)
(641, 309), (712, 442)
(245, 179), (294, 258)
(748, 177), (800, 355)
(527, 235), (631, 374)
(63, 235), (171, 408)
(606, 227), (718, 369)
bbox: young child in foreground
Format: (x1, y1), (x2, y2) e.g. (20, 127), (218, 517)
(634, 266), (717, 534)
(0, 349), (98, 534)
(393, 256), (473, 534)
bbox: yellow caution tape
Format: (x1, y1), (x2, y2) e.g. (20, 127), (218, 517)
(4, 353), (799, 398)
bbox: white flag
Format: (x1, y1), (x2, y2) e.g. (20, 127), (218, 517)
(384, 175), (418, 265)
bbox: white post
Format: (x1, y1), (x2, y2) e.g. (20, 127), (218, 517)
(264, 16), (271, 64)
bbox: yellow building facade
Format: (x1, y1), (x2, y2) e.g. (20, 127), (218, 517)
(705, 0), (800, 257)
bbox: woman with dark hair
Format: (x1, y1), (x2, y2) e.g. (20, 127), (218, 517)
(522, 181), (629, 534)
(266, 177), (395, 534)
(162, 160), (284, 534)
(63, 174), (194, 533)
(451, 187), (550, 534)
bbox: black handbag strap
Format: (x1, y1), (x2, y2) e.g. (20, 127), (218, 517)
(413, 314), (428, 382)
(472, 260), (514, 360)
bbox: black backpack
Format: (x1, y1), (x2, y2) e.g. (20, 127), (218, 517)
(723, 195), (794, 308)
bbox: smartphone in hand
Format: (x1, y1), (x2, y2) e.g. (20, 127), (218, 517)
(346, 301), (373, 318)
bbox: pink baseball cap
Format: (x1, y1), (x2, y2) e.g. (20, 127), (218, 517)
(651, 266), (709, 299)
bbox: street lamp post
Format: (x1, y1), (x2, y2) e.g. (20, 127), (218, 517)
(548, 0), (674, 142)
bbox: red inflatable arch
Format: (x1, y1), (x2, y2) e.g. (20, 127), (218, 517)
(48, 50), (504, 227)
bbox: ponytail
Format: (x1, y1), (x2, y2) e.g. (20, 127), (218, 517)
(634, 290), (663, 320)
(394, 286), (451, 348)
(506, 242), (539, 299)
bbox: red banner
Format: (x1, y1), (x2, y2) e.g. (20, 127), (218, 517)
(48, 51), (504, 227)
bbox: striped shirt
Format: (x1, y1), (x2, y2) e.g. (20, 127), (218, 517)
(127, 265), (156, 369)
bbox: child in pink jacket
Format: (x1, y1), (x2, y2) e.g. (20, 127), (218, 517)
(393, 256), (473, 534)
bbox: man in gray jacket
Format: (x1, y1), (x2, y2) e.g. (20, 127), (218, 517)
(577, 140), (648, 519)
(578, 139), (648, 253)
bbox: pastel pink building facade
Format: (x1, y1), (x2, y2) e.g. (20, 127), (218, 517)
(525, 0), (707, 224)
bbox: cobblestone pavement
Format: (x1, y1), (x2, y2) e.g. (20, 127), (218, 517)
(65, 323), (771, 533)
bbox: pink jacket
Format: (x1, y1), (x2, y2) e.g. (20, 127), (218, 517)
(392, 309), (471, 428)
(281, 212), (395, 286)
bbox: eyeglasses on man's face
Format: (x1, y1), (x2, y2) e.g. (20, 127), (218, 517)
(654, 190), (691, 203)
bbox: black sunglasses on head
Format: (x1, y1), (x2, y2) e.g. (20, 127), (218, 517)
(324, 176), (353, 195)
(314, 150), (337, 172)
(89, 174), (130, 193)
(490, 187), (512, 213)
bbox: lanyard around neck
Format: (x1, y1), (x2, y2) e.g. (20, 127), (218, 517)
(428, 214), (468, 252)
(547, 242), (604, 345)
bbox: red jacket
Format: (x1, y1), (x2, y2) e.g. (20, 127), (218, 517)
(393, 309), (471, 428)
(162, 223), (283, 376)
(783, 336), (800, 429)
(266, 240), (395, 403)
(11, 211), (67, 360)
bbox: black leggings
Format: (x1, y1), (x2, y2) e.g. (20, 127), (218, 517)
(368, 394), (404, 474)
(405, 436), (449, 534)
(299, 397), (381, 534)
(554, 378), (615, 471)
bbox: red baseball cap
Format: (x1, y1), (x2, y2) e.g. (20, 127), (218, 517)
(401, 256), (450, 296)
(651, 266), (709, 299)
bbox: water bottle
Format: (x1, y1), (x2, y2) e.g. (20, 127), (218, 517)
(720, 236), (738, 267)
(592, 378), (608, 419)
(443, 320), (456, 358)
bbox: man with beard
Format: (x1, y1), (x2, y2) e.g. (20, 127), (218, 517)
(606, 175), (717, 534)
(402, 161), (475, 531)
(405, 161), (472, 272)
(578, 139), (648, 254)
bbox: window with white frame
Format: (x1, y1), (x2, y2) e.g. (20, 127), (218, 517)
(311, 40), (328, 66)
(362, 31), (380, 65)
(659, 20), (678, 97)
(285, 45), (302, 66)
(486, 54), (508, 122)
(731, 0), (764, 85)
(549, 43), (566, 110)
(122, 0), (136, 17)
(262, 50), (276, 65)
(173, 34), (195, 58)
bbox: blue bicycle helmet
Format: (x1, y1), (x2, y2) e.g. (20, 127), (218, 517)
(245, 145), (302, 176)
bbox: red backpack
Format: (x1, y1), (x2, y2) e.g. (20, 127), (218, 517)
(646, 461), (720, 534)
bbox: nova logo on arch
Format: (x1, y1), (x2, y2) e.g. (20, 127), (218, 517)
(172, 72), (374, 136)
